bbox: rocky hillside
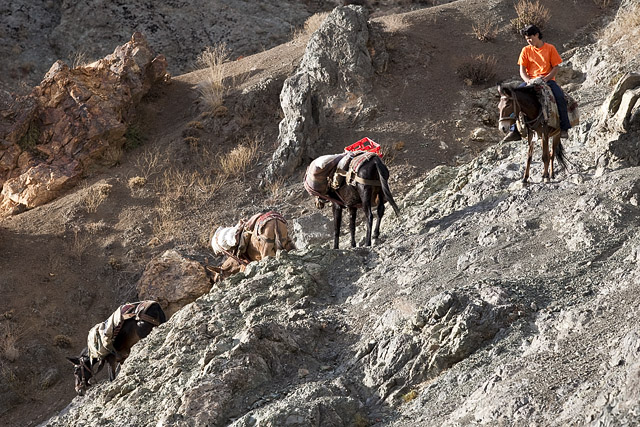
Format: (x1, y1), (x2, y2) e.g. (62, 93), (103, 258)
(38, 1), (640, 426)
(1, 0), (639, 426)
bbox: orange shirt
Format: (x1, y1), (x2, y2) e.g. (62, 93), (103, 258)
(518, 42), (562, 80)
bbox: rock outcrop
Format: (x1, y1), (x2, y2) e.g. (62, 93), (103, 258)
(136, 250), (213, 318)
(262, 5), (387, 183)
(0, 32), (168, 216)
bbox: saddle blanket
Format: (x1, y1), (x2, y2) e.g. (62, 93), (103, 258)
(87, 303), (135, 360)
(87, 302), (158, 360)
(211, 225), (242, 255)
(304, 154), (347, 195)
(529, 80), (580, 131)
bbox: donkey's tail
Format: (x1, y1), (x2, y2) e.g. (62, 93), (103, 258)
(556, 141), (570, 172)
(374, 156), (400, 216)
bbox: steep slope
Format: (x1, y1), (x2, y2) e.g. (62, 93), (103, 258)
(1, 0), (630, 426)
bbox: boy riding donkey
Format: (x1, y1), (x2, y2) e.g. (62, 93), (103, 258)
(502, 24), (572, 142)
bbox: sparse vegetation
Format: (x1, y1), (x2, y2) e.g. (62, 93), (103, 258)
(124, 124), (145, 150)
(472, 18), (498, 42)
(593, 0), (613, 8)
(291, 12), (330, 41)
(510, 0), (550, 34)
(456, 54), (497, 85)
(71, 229), (91, 264)
(402, 389), (419, 403)
(83, 183), (112, 213)
(0, 324), (19, 362)
(101, 145), (123, 166)
(217, 136), (260, 178)
(128, 176), (147, 189)
(53, 335), (72, 348)
(18, 121), (40, 151)
(134, 147), (162, 180)
(196, 43), (230, 111)
(600, 3), (640, 47)
(264, 177), (285, 205)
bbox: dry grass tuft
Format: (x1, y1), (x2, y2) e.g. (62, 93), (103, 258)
(0, 324), (20, 362)
(593, 0), (613, 7)
(510, 0), (550, 34)
(264, 177), (285, 205)
(291, 12), (330, 41)
(472, 18), (498, 42)
(456, 54), (497, 85)
(128, 176), (147, 189)
(101, 145), (124, 166)
(599, 3), (640, 49)
(197, 43), (230, 111)
(71, 229), (91, 264)
(83, 183), (112, 213)
(217, 137), (260, 178)
(53, 335), (72, 348)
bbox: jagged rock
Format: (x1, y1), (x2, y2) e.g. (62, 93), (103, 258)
(136, 250), (212, 318)
(262, 5), (387, 183)
(358, 288), (520, 403)
(0, 32), (168, 216)
(600, 72), (640, 133)
(292, 212), (333, 249)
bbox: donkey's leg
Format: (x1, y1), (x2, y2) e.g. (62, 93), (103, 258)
(360, 187), (374, 246)
(549, 133), (559, 179)
(332, 204), (342, 250)
(105, 354), (117, 381)
(541, 131), (550, 181)
(373, 199), (385, 240)
(347, 207), (357, 247)
(523, 133), (535, 183)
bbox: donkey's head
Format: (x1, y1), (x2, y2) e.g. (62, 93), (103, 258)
(66, 354), (96, 396)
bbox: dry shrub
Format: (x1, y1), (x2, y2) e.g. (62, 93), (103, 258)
(72, 230), (91, 264)
(600, 3), (640, 48)
(128, 176), (147, 189)
(593, 0), (613, 7)
(83, 183), (112, 213)
(134, 147), (162, 180)
(291, 12), (330, 41)
(264, 177), (285, 205)
(152, 167), (226, 241)
(197, 43), (230, 111)
(456, 54), (497, 85)
(217, 137), (260, 178)
(0, 324), (19, 362)
(53, 335), (72, 348)
(472, 18), (498, 42)
(101, 145), (123, 166)
(510, 0), (550, 34)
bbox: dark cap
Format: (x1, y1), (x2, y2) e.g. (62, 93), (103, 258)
(521, 24), (542, 38)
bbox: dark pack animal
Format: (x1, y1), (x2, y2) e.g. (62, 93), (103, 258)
(498, 82), (568, 183)
(66, 301), (166, 395)
(305, 152), (400, 249)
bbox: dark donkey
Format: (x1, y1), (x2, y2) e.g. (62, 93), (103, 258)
(66, 301), (166, 395)
(498, 83), (567, 183)
(320, 153), (400, 249)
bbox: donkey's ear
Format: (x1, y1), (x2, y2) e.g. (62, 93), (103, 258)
(66, 357), (80, 365)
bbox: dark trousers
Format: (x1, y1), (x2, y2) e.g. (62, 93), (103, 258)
(511, 81), (571, 132)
